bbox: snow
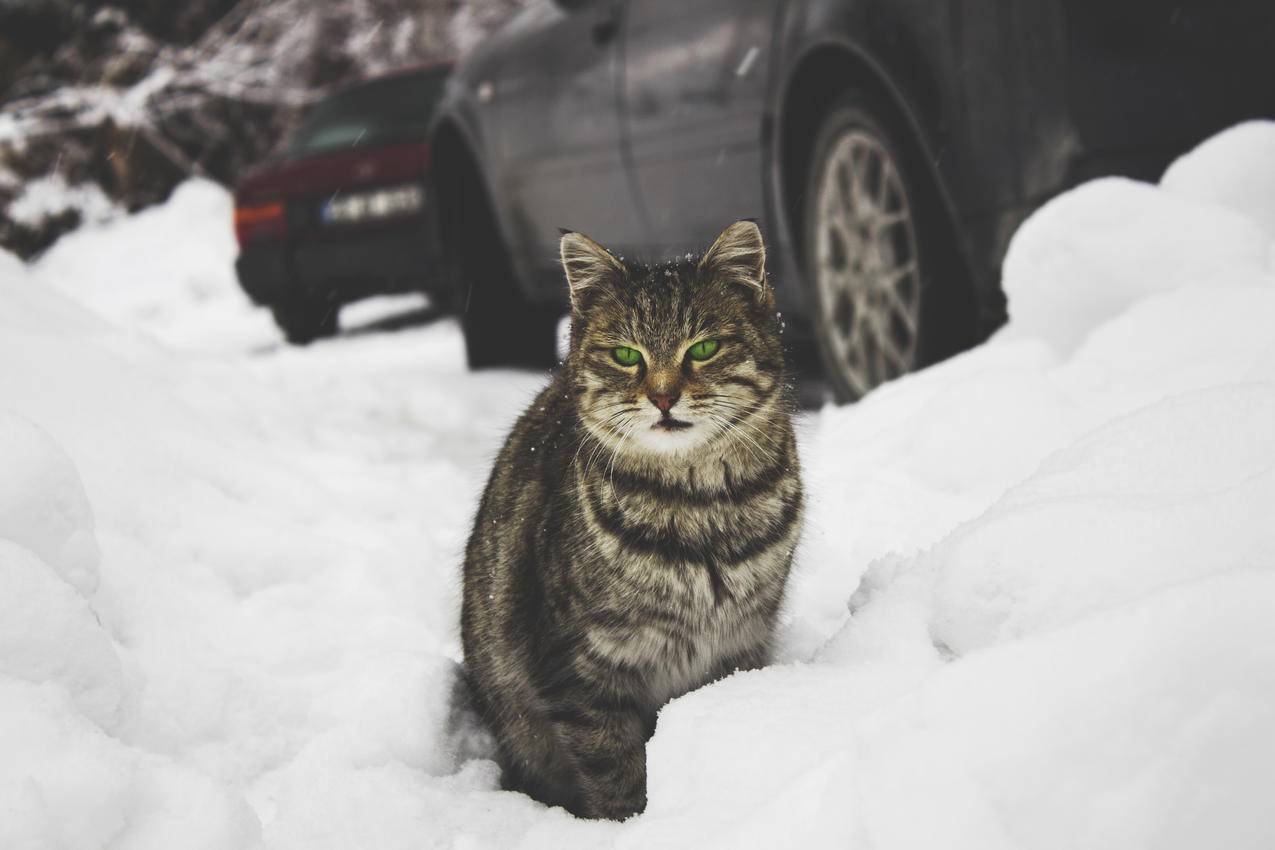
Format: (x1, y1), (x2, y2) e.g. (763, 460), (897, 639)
(6, 175), (122, 229)
(28, 179), (277, 353)
(1161, 120), (1275, 239)
(3, 123), (1275, 848)
(998, 176), (1272, 355)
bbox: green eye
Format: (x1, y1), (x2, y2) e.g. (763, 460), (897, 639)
(612, 346), (642, 366)
(688, 339), (720, 361)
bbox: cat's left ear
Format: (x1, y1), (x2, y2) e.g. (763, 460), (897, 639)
(699, 220), (771, 306)
(560, 229), (625, 312)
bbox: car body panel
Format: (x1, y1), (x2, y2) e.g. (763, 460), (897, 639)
(622, 0), (779, 256)
(467, 2), (646, 291)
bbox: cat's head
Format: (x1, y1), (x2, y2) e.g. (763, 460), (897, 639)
(561, 220), (785, 458)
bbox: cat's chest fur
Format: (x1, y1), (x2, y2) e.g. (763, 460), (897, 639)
(568, 442), (801, 702)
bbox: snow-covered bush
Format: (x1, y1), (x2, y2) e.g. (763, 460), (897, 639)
(0, 0), (530, 257)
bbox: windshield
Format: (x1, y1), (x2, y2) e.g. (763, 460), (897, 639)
(286, 70), (447, 156)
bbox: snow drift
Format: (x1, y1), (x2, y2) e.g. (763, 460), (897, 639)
(2, 122), (1274, 848)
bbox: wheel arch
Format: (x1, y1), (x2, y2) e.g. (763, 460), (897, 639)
(774, 40), (979, 352)
(430, 115), (562, 367)
(765, 40), (984, 361)
(429, 115), (534, 303)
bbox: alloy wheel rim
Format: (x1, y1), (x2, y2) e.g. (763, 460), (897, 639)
(813, 128), (921, 398)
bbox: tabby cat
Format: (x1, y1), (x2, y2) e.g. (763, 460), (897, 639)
(461, 220), (803, 820)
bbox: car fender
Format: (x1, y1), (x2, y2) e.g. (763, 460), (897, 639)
(429, 73), (541, 302)
(766, 1), (992, 329)
(770, 3), (960, 248)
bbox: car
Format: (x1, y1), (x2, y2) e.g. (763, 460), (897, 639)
(429, 0), (1274, 399)
(234, 63), (452, 344)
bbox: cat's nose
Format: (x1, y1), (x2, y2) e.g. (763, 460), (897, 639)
(648, 391), (680, 413)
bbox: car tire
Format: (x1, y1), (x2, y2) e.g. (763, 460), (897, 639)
(272, 297), (339, 345)
(801, 92), (957, 402)
(460, 250), (560, 369)
(463, 309), (561, 370)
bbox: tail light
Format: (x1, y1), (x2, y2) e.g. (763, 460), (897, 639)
(234, 201), (286, 246)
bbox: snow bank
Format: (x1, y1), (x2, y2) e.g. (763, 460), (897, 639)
(1161, 121), (1275, 237)
(0, 413), (100, 594)
(0, 333), (266, 848)
(3, 123), (1274, 848)
(1000, 177), (1271, 355)
(29, 178), (277, 352)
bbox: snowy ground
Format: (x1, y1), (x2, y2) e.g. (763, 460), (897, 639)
(3, 123), (1275, 849)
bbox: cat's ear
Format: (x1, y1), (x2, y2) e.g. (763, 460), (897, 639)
(699, 220), (770, 304)
(560, 229), (624, 311)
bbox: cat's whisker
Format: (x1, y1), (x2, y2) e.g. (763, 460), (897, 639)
(723, 410), (785, 450)
(583, 432), (613, 477)
(571, 428), (604, 476)
(707, 401), (785, 465)
(576, 405), (641, 473)
(731, 428), (774, 468)
(605, 417), (641, 491)
(701, 398), (760, 430)
(707, 412), (769, 468)
(708, 400), (786, 449)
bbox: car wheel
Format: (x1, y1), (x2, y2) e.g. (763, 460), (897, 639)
(272, 296), (339, 345)
(802, 93), (941, 402)
(451, 190), (559, 370)
(436, 131), (560, 370)
(460, 255), (560, 370)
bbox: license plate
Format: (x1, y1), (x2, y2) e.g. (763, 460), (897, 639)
(321, 184), (423, 225)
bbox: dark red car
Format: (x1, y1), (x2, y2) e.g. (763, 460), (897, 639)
(234, 63), (452, 343)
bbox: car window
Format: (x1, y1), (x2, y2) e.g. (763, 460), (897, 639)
(286, 70), (448, 155)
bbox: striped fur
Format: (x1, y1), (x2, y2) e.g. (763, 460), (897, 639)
(461, 221), (803, 820)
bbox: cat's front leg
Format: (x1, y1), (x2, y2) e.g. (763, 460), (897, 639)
(547, 683), (651, 820)
(712, 640), (770, 681)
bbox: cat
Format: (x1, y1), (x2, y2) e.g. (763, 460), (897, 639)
(460, 220), (803, 820)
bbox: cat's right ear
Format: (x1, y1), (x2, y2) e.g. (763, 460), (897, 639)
(560, 229), (624, 311)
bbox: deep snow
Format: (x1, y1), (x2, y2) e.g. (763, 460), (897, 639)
(2, 122), (1275, 849)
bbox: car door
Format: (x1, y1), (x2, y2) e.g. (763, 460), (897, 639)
(620, 0), (780, 258)
(487, 0), (646, 292)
